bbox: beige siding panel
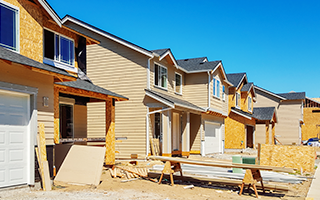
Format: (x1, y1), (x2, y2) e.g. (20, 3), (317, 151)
(87, 102), (106, 138)
(87, 40), (148, 159)
(74, 105), (87, 138)
(0, 61), (55, 145)
(255, 124), (266, 144)
(190, 113), (201, 152)
(184, 73), (208, 108)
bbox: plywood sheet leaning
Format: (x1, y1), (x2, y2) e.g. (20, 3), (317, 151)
(260, 144), (316, 173)
(54, 145), (106, 186)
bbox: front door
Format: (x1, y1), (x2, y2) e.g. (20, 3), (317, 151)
(172, 112), (180, 151)
(205, 122), (221, 154)
(246, 125), (254, 148)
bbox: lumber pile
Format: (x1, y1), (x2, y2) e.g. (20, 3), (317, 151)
(110, 166), (149, 179)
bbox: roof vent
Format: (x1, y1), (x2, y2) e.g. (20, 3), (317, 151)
(184, 59), (189, 61)
(199, 62), (204, 64)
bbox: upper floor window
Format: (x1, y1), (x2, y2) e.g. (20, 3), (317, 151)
(175, 73), (182, 94)
(44, 29), (74, 67)
(248, 96), (252, 112)
(154, 64), (167, 89)
(0, 1), (19, 51)
(222, 85), (225, 101)
(213, 77), (220, 98)
(236, 92), (240, 108)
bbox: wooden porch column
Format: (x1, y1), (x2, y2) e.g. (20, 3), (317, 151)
(271, 122), (275, 145)
(265, 121), (270, 144)
(53, 86), (60, 144)
(162, 110), (172, 157)
(105, 99), (115, 165)
(182, 112), (190, 157)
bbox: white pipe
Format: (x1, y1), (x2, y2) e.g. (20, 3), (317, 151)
(147, 56), (153, 90)
(146, 107), (172, 157)
(207, 71), (211, 108)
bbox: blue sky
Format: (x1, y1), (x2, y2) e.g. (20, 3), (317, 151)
(48, 0), (320, 97)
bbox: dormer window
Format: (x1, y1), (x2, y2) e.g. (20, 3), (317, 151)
(236, 92), (240, 108)
(248, 96), (252, 112)
(222, 85), (225, 101)
(0, 1), (19, 51)
(175, 73), (182, 94)
(213, 77), (220, 98)
(154, 64), (167, 89)
(43, 29), (75, 71)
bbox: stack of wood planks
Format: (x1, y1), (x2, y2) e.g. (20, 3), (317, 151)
(109, 166), (149, 179)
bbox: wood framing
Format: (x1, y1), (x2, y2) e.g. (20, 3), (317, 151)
(105, 99), (115, 165)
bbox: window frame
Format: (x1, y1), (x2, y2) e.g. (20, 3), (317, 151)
(236, 92), (241, 108)
(43, 28), (76, 72)
(154, 63), (168, 90)
(0, 0), (19, 52)
(174, 72), (182, 95)
(248, 96), (252, 112)
(212, 76), (220, 99)
(222, 85), (225, 101)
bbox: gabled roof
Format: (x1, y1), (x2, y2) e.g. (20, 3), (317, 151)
(226, 73), (247, 89)
(176, 57), (208, 71)
(37, 0), (61, 26)
(277, 92), (306, 100)
(145, 89), (205, 112)
(55, 79), (128, 100)
(254, 85), (287, 100)
(241, 82), (256, 99)
(181, 60), (221, 72)
(230, 107), (252, 120)
(62, 15), (154, 57)
(253, 107), (277, 122)
(0, 46), (74, 78)
(151, 48), (178, 67)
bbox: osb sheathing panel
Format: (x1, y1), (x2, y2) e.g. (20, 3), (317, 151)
(225, 112), (255, 149)
(302, 107), (320, 140)
(105, 100), (115, 165)
(260, 144), (316, 172)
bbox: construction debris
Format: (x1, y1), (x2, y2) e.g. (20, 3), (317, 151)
(183, 185), (194, 189)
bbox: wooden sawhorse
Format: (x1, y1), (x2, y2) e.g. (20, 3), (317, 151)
(239, 169), (265, 198)
(158, 161), (183, 186)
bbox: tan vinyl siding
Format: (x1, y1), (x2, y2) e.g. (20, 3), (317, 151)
(210, 71), (226, 112)
(255, 124), (267, 144)
(87, 39), (149, 159)
(190, 113), (201, 152)
(87, 102), (106, 138)
(74, 105), (87, 138)
(0, 60), (55, 145)
(184, 73), (208, 108)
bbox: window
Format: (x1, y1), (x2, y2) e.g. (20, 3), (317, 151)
(44, 29), (74, 66)
(222, 85), (225, 101)
(154, 64), (167, 89)
(0, 1), (19, 51)
(213, 77), (220, 98)
(248, 96), (252, 112)
(175, 73), (182, 94)
(236, 92), (240, 108)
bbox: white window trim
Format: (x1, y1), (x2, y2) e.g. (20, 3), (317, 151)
(236, 92), (241, 109)
(248, 96), (252, 112)
(212, 76), (220, 99)
(154, 62), (168, 90)
(174, 72), (182, 95)
(0, 0), (20, 53)
(222, 85), (225, 101)
(43, 28), (76, 72)
(59, 97), (75, 139)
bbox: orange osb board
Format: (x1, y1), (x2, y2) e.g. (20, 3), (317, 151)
(260, 144), (316, 172)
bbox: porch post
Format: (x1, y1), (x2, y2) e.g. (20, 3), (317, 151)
(105, 98), (115, 165)
(265, 121), (270, 144)
(271, 122), (275, 145)
(53, 86), (60, 144)
(182, 112), (190, 157)
(162, 110), (172, 157)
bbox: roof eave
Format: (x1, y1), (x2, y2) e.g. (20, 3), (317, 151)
(254, 85), (287, 100)
(37, 0), (61, 27)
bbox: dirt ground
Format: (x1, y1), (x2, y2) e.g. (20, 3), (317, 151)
(0, 151), (317, 200)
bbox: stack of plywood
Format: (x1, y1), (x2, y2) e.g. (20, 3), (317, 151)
(260, 144), (316, 172)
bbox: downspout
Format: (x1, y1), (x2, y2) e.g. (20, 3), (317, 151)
(146, 107), (172, 158)
(147, 56), (154, 90)
(207, 71), (211, 108)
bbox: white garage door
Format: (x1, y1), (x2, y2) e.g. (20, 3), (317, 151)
(0, 90), (30, 188)
(205, 122), (221, 154)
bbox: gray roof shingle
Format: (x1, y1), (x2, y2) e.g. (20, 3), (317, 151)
(55, 80), (128, 100)
(231, 107), (253, 118)
(252, 107), (276, 121)
(226, 73), (246, 88)
(0, 46), (73, 77)
(176, 57), (208, 70)
(151, 48), (170, 56)
(178, 60), (221, 72)
(277, 92), (306, 100)
(145, 89), (205, 112)
(241, 82), (253, 92)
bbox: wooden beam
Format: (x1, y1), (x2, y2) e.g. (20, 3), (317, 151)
(62, 25), (100, 45)
(31, 66), (76, 81)
(265, 121), (270, 144)
(53, 87), (60, 144)
(105, 99), (115, 165)
(272, 122), (275, 145)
